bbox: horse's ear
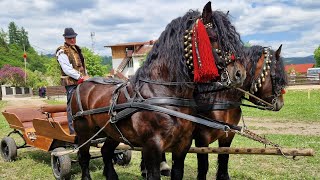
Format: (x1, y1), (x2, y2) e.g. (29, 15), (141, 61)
(202, 1), (213, 24)
(275, 44), (282, 60)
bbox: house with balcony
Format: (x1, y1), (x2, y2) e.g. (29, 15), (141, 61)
(104, 40), (154, 79)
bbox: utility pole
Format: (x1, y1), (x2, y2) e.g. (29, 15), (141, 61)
(23, 44), (27, 86)
(90, 32), (95, 52)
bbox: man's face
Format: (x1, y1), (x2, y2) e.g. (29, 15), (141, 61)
(65, 37), (76, 45)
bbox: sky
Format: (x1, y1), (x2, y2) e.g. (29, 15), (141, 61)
(1, 0), (320, 58)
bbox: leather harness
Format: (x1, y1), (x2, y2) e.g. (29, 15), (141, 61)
(73, 77), (239, 132)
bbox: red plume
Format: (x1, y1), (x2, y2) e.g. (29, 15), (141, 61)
(192, 19), (219, 83)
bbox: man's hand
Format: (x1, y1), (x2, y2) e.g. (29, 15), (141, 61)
(82, 75), (90, 81)
(77, 75), (90, 84)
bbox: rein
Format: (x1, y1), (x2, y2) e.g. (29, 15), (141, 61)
(236, 87), (274, 109)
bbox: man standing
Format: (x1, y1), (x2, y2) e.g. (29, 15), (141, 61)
(56, 28), (89, 134)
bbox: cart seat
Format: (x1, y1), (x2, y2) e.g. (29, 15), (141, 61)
(40, 105), (67, 117)
(2, 107), (46, 131)
(50, 116), (68, 126)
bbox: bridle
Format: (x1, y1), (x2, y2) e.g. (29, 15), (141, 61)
(183, 19), (238, 87)
(242, 47), (284, 110)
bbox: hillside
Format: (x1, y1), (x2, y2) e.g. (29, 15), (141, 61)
(283, 55), (315, 65)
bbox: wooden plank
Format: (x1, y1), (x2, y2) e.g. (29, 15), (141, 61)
(33, 118), (75, 143)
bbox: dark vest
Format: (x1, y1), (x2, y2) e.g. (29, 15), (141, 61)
(56, 43), (87, 86)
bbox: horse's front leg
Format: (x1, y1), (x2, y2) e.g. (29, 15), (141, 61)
(171, 138), (192, 180)
(216, 133), (235, 180)
(141, 152), (170, 178)
(77, 141), (92, 180)
(195, 137), (209, 180)
(143, 142), (162, 180)
(101, 139), (119, 180)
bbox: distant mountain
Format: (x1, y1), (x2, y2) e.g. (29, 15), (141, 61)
(283, 55), (315, 65)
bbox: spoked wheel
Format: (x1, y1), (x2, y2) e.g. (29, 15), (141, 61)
(51, 147), (71, 180)
(0, 137), (17, 161)
(113, 150), (132, 166)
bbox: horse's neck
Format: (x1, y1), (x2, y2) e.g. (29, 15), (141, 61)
(128, 82), (194, 99)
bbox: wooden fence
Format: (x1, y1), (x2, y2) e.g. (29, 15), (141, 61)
(288, 75), (320, 86)
(46, 86), (66, 99)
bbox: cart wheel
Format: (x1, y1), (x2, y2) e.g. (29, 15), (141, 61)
(0, 137), (17, 161)
(114, 150), (132, 166)
(51, 147), (71, 180)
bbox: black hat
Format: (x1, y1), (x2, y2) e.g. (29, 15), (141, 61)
(63, 28), (78, 38)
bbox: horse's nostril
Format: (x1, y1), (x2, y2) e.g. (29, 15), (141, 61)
(235, 70), (241, 79)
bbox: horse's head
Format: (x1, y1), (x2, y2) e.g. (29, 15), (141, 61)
(201, 2), (246, 87)
(248, 45), (288, 111)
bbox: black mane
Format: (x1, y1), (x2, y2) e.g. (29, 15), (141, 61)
(130, 11), (201, 92)
(212, 11), (244, 59)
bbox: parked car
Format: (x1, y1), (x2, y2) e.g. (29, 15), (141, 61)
(307, 68), (320, 80)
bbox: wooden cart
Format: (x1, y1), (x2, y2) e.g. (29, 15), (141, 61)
(0, 105), (131, 179)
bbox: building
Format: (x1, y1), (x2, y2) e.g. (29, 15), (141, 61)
(284, 63), (314, 74)
(105, 40), (154, 79)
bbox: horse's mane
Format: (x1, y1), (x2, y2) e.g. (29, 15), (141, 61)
(270, 49), (288, 93)
(130, 10), (201, 92)
(212, 11), (245, 59)
(244, 45), (264, 86)
(245, 45), (288, 93)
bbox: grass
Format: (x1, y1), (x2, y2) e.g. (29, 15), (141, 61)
(0, 89), (319, 179)
(242, 89), (320, 123)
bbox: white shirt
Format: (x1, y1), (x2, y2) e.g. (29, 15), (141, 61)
(56, 49), (81, 80)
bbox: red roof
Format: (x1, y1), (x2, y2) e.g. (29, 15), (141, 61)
(134, 45), (153, 55)
(285, 63), (314, 74)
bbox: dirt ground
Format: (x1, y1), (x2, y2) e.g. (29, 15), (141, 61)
(1, 90), (320, 136)
(241, 117), (320, 136)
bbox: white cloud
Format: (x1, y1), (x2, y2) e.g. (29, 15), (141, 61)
(0, 0), (319, 57)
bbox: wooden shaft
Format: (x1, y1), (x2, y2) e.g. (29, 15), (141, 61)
(53, 143), (315, 157)
(115, 144), (315, 156)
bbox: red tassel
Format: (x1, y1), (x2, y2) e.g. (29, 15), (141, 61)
(192, 19), (219, 83)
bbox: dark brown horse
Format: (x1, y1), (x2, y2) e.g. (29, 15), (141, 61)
(140, 3), (248, 178)
(141, 6), (250, 176)
(71, 2), (246, 180)
(194, 45), (288, 180)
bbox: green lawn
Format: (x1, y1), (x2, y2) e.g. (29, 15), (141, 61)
(0, 89), (319, 179)
(242, 89), (320, 122)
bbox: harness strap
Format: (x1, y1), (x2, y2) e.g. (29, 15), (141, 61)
(122, 85), (131, 101)
(74, 97), (231, 131)
(74, 97), (197, 117)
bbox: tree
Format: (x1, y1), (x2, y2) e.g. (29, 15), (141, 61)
(314, 46), (320, 67)
(45, 57), (61, 86)
(0, 65), (26, 86)
(82, 48), (108, 77)
(8, 22), (19, 45)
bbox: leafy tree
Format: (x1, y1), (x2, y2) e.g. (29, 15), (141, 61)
(82, 47), (108, 77)
(45, 57), (61, 86)
(0, 64), (26, 86)
(8, 22), (19, 45)
(314, 46), (320, 67)
(0, 28), (8, 50)
(26, 69), (48, 89)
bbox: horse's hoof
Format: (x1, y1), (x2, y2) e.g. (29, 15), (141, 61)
(160, 161), (171, 176)
(216, 174), (230, 180)
(141, 168), (147, 178)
